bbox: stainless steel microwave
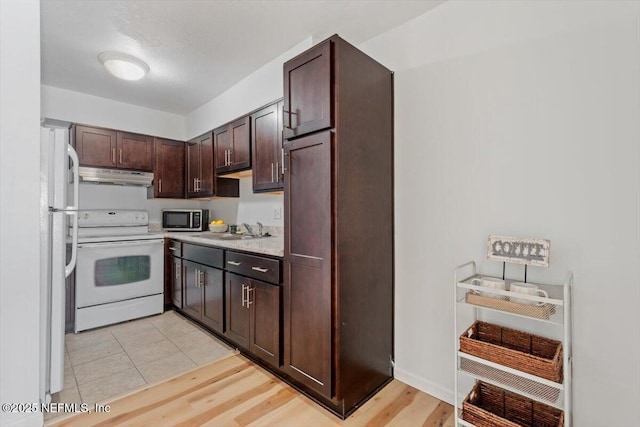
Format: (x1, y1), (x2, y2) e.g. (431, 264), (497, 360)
(161, 209), (209, 232)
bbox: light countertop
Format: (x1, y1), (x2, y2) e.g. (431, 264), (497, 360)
(158, 231), (284, 258)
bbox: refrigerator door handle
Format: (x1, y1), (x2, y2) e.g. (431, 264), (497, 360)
(66, 144), (79, 211)
(65, 211), (78, 278)
(64, 144), (80, 278)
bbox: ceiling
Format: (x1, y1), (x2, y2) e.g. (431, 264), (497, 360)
(41, 0), (442, 115)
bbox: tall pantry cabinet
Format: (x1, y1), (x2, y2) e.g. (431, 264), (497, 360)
(282, 35), (394, 417)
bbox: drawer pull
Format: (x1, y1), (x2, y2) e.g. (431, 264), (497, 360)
(227, 261), (242, 266)
(251, 266), (269, 273)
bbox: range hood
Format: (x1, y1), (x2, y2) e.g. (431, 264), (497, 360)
(78, 167), (154, 187)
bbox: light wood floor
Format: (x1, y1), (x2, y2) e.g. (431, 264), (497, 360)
(49, 354), (455, 426)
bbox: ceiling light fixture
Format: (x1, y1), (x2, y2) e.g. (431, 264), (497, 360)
(98, 52), (149, 81)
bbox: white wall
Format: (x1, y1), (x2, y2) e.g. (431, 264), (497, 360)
(41, 85), (186, 141)
(359, 1), (640, 425)
(43, 36), (307, 224)
(0, 0), (44, 425)
(189, 39), (310, 226)
(186, 38), (312, 139)
(234, 177), (283, 227)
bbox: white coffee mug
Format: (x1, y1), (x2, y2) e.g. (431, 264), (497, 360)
(471, 277), (506, 299)
(509, 282), (549, 305)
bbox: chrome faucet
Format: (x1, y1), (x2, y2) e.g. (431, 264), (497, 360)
(256, 221), (263, 237)
(242, 223), (254, 235)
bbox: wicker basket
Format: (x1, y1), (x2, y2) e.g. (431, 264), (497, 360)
(460, 321), (563, 383)
(463, 381), (564, 427)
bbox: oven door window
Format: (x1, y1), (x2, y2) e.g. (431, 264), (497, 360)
(95, 256), (150, 286)
(75, 240), (164, 308)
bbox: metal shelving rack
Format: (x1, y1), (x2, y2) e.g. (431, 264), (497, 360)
(454, 261), (572, 427)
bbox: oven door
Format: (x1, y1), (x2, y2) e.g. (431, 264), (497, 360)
(76, 239), (164, 308)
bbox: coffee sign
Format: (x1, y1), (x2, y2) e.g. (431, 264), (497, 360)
(487, 236), (550, 267)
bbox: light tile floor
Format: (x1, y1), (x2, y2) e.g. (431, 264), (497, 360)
(49, 311), (235, 420)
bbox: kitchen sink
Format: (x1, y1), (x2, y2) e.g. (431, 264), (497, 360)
(190, 233), (271, 241)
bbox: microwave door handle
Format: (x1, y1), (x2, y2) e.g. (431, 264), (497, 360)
(66, 144), (79, 211)
(64, 211), (78, 278)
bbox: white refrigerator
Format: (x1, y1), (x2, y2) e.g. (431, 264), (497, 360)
(40, 123), (79, 402)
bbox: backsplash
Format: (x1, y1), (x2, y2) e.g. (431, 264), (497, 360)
(150, 222), (283, 237)
(79, 177), (282, 227)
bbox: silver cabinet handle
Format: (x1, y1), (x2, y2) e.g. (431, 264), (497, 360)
(194, 269), (199, 288)
(119, 149), (123, 164)
(112, 148), (116, 164)
(199, 270), (205, 287)
(246, 287), (254, 308)
(271, 163), (274, 183)
(283, 109), (293, 130)
(275, 162), (279, 183)
(159, 179), (162, 193)
(175, 265), (181, 279)
(241, 284), (246, 307)
(280, 148), (284, 175)
(227, 260), (241, 266)
(169, 247), (177, 251)
(251, 266), (269, 273)
(226, 150), (230, 166)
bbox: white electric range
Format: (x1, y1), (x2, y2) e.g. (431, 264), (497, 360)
(74, 210), (164, 332)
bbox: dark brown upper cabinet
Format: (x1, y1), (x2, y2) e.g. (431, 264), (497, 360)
(283, 39), (333, 140)
(75, 125), (153, 171)
(151, 137), (185, 199)
(214, 116), (251, 175)
(117, 132), (153, 171)
(251, 100), (284, 193)
(186, 132), (214, 198)
(187, 131), (240, 199)
(282, 35), (394, 416)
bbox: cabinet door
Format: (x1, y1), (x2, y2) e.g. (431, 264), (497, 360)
(200, 265), (224, 333)
(182, 260), (202, 320)
(117, 132), (153, 171)
(214, 125), (231, 173)
(283, 39), (333, 140)
(283, 130), (333, 398)
(75, 125), (118, 168)
(171, 256), (182, 309)
(185, 141), (200, 198)
(249, 279), (280, 368)
(154, 138), (185, 198)
(225, 272), (250, 349)
(230, 116), (250, 171)
(251, 103), (282, 192)
(198, 132), (215, 197)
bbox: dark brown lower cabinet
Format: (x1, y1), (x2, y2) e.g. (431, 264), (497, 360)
(225, 272), (280, 368)
(283, 131), (333, 399)
(182, 260), (224, 334)
(224, 272), (250, 349)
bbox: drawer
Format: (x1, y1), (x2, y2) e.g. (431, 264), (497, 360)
(182, 243), (223, 269)
(167, 240), (182, 258)
(225, 251), (280, 284)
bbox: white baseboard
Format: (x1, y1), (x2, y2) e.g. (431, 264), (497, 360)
(394, 367), (454, 405)
(1, 411), (43, 427)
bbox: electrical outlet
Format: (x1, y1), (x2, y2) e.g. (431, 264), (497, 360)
(273, 207), (282, 220)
